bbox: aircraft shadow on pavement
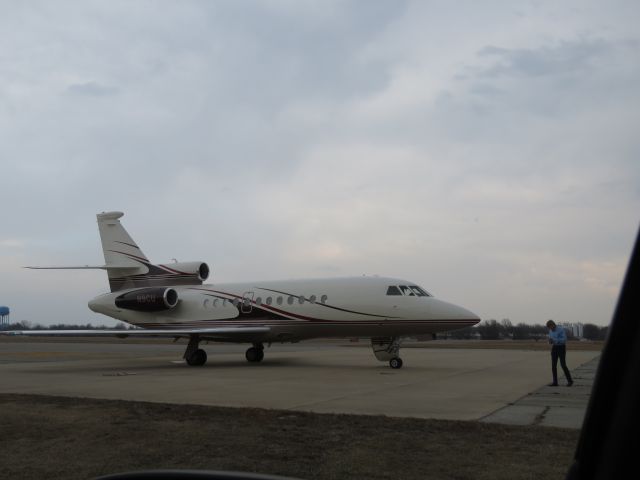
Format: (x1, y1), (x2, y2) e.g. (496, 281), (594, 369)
(18, 356), (403, 374)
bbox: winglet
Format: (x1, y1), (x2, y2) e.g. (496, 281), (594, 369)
(97, 211), (124, 221)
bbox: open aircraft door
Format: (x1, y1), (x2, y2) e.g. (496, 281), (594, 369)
(241, 291), (254, 314)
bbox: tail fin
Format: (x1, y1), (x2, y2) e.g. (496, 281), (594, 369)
(25, 212), (148, 289)
(27, 212), (209, 292)
(97, 211), (149, 269)
(96, 211), (151, 291)
(97, 212), (209, 292)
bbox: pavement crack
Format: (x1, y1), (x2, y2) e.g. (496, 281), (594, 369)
(533, 406), (550, 426)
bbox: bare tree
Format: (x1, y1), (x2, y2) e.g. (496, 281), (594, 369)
(477, 319), (502, 340)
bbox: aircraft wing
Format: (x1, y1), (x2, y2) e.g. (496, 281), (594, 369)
(0, 326), (270, 340)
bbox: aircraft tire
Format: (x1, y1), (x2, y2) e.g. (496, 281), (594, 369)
(246, 347), (264, 363)
(389, 357), (403, 369)
(187, 349), (207, 366)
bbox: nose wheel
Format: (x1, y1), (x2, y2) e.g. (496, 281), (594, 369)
(389, 357), (403, 369)
(372, 337), (404, 368)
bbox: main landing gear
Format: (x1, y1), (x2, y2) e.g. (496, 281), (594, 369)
(186, 349), (207, 366)
(184, 335), (207, 366)
(183, 337), (266, 366)
(245, 343), (265, 363)
(371, 337), (404, 369)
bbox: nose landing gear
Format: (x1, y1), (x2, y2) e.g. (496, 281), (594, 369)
(371, 337), (404, 369)
(389, 357), (403, 369)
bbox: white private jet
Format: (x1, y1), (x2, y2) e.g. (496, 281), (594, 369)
(4, 212), (480, 368)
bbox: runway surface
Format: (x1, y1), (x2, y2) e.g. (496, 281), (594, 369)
(0, 340), (599, 425)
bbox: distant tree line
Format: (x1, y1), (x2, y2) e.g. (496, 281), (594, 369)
(443, 319), (609, 341)
(2, 319), (608, 340)
(581, 323), (609, 341)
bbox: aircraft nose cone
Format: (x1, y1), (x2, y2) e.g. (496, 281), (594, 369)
(460, 307), (481, 325)
(431, 299), (481, 325)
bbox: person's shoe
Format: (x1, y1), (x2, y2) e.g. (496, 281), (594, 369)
(567, 380), (574, 387)
(548, 383), (558, 387)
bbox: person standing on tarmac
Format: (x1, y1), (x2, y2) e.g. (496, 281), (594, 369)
(546, 320), (574, 387)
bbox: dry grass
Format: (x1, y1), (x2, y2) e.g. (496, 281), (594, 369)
(0, 394), (578, 480)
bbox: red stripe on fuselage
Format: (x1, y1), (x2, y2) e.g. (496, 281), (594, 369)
(189, 287), (402, 323)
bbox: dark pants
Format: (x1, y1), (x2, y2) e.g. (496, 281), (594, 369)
(551, 344), (572, 384)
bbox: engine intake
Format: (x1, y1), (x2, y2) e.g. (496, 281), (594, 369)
(115, 287), (179, 312)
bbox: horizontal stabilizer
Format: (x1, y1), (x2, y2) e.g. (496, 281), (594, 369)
(25, 266), (106, 270)
(24, 265), (145, 273)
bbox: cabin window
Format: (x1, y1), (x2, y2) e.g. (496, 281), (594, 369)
(309, 295), (317, 303)
(277, 296), (283, 305)
(256, 297), (262, 306)
(266, 297), (273, 305)
(232, 298), (240, 307)
(320, 295), (328, 304)
(213, 299), (219, 307)
(203, 299), (209, 307)
(386, 286), (402, 296)
(287, 296), (294, 305)
(298, 296), (305, 305)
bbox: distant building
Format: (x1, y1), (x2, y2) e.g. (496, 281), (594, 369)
(560, 322), (584, 339)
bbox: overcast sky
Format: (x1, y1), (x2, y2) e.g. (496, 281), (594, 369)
(1, 0), (638, 327)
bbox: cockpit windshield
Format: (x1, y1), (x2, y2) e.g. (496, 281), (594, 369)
(387, 285), (431, 297)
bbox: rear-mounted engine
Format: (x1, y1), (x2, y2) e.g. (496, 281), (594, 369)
(115, 287), (179, 312)
(159, 261), (209, 282)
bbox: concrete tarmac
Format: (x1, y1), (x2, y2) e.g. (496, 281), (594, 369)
(481, 356), (599, 429)
(0, 340), (599, 426)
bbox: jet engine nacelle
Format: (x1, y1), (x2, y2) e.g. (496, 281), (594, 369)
(115, 287), (179, 312)
(160, 261), (209, 282)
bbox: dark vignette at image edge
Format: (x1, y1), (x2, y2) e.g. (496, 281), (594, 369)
(565, 224), (640, 480)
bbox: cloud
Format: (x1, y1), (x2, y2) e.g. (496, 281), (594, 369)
(67, 81), (119, 96)
(0, 239), (25, 248)
(478, 40), (611, 78)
